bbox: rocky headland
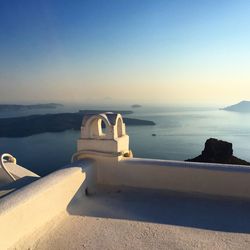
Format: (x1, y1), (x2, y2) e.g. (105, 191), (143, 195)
(186, 138), (250, 165)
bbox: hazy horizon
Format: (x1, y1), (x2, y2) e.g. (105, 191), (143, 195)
(0, 99), (235, 109)
(1, 1), (250, 105)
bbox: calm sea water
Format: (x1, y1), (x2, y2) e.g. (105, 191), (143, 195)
(1, 105), (250, 176)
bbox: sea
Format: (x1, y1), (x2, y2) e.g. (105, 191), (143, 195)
(1, 104), (250, 176)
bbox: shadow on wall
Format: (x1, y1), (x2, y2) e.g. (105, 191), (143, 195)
(67, 186), (250, 234)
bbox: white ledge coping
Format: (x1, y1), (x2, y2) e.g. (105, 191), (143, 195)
(0, 163), (89, 249)
(123, 158), (250, 173)
(0, 167), (79, 213)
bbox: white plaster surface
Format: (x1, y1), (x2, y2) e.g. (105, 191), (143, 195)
(89, 156), (250, 200)
(0, 166), (86, 249)
(15, 186), (250, 250)
(77, 113), (131, 159)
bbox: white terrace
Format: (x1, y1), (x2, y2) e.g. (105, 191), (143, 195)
(1, 113), (250, 249)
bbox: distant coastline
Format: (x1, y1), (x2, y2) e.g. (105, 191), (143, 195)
(0, 112), (155, 137)
(222, 101), (250, 112)
(79, 110), (133, 115)
(0, 103), (63, 111)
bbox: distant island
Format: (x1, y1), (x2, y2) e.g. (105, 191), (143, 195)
(0, 103), (63, 111)
(79, 110), (133, 115)
(222, 101), (250, 112)
(131, 104), (142, 108)
(186, 138), (250, 166)
(0, 112), (155, 137)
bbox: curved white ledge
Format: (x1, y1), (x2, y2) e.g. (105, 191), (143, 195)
(0, 163), (90, 249)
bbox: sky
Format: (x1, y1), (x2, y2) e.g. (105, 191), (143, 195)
(0, 0), (250, 106)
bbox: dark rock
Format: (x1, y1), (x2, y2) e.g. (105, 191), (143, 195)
(186, 138), (250, 165)
(201, 138), (233, 161)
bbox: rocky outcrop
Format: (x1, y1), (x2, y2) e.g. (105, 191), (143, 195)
(186, 138), (250, 165)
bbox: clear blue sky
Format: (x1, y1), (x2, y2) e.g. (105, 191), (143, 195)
(0, 0), (250, 105)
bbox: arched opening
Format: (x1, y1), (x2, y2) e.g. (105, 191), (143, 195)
(117, 118), (123, 137)
(101, 119), (108, 135)
(89, 118), (108, 138)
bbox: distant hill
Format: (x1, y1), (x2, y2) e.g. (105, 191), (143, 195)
(0, 112), (155, 137)
(0, 103), (63, 111)
(222, 101), (250, 112)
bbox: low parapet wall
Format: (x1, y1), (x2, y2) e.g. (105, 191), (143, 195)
(0, 165), (87, 249)
(75, 113), (250, 199)
(96, 157), (250, 200)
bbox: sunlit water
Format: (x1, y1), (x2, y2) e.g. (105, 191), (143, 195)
(0, 105), (250, 176)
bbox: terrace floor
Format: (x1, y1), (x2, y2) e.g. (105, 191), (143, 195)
(16, 186), (250, 250)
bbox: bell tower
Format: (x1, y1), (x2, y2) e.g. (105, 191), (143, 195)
(74, 113), (132, 161)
